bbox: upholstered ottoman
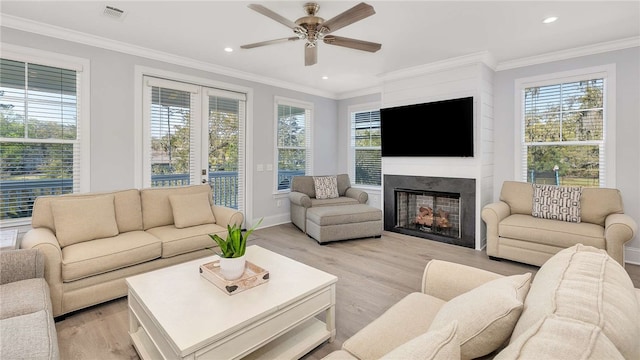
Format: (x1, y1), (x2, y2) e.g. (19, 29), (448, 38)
(306, 204), (383, 244)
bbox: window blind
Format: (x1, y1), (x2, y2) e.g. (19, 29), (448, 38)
(522, 77), (605, 187)
(352, 110), (381, 186)
(146, 78), (198, 187)
(0, 58), (80, 220)
(207, 92), (245, 211)
(276, 101), (311, 191)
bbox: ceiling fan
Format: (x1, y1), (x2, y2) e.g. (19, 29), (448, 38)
(241, 2), (382, 66)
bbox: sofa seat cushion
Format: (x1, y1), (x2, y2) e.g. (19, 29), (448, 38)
(499, 214), (604, 249)
(311, 196), (359, 207)
(62, 231), (162, 282)
(343, 292), (446, 360)
(381, 320), (460, 360)
(511, 244), (640, 359)
(0, 278), (50, 319)
(307, 204), (382, 226)
(146, 223), (226, 258)
(497, 315), (624, 360)
(322, 350), (358, 360)
(0, 310), (59, 359)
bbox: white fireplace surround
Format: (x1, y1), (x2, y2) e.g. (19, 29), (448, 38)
(381, 59), (495, 250)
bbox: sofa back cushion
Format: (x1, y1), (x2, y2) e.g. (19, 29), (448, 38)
(51, 195), (119, 247)
(169, 192), (216, 228)
(510, 244), (640, 359)
(292, 174), (351, 198)
(580, 187), (624, 226)
(496, 315), (624, 360)
(32, 189), (143, 234)
(428, 273), (532, 359)
(500, 182), (624, 226)
(500, 181), (534, 215)
(141, 184), (213, 230)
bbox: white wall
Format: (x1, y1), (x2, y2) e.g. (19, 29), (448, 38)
(493, 47), (640, 264)
(1, 27), (338, 227)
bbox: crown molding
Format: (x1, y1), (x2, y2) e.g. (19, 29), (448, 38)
(336, 86), (383, 100)
(0, 14), (338, 99)
(379, 51), (498, 82)
(496, 36), (640, 71)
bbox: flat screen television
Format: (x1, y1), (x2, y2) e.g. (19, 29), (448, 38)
(380, 96), (474, 157)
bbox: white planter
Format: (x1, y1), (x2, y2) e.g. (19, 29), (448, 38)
(219, 255), (246, 280)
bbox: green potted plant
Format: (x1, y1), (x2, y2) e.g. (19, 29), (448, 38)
(209, 218), (263, 280)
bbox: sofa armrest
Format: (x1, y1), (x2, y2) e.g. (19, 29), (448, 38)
(211, 205), (244, 228)
(0, 249), (44, 285)
(289, 191), (311, 208)
(481, 201), (512, 257)
(604, 213), (638, 266)
(20, 228), (64, 316)
(345, 188), (368, 204)
(421, 260), (503, 301)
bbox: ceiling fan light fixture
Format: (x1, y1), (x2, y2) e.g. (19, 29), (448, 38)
(543, 16), (558, 24)
(242, 2), (381, 66)
(224, 47), (233, 52)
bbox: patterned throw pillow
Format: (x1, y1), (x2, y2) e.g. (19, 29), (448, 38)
(313, 176), (339, 199)
(532, 184), (582, 223)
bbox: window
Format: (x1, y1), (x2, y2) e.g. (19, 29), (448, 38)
(350, 107), (381, 186)
(0, 50), (88, 223)
(516, 66), (615, 187)
(275, 97), (312, 191)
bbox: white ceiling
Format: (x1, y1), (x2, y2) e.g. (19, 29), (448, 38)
(1, 1), (639, 97)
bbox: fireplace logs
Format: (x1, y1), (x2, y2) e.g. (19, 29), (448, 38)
(415, 206), (450, 228)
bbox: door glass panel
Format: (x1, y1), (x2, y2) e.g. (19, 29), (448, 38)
(208, 96), (239, 209)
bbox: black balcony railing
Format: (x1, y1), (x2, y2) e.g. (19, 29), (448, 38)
(1, 169), (306, 220)
(1, 179), (73, 219)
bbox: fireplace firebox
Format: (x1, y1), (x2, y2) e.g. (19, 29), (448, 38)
(395, 189), (461, 239)
(384, 175), (475, 248)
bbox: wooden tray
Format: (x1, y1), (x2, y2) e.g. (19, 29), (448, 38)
(199, 260), (269, 295)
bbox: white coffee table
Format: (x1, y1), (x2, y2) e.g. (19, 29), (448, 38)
(126, 245), (338, 360)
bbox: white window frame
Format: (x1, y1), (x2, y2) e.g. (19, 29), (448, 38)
(273, 96), (313, 194)
(514, 65), (616, 188)
(0, 43), (90, 227)
(348, 102), (381, 189)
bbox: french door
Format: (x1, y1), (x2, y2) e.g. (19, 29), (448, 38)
(142, 76), (246, 211)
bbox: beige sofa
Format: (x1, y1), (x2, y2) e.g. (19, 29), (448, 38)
(482, 181), (637, 266)
(324, 244), (640, 359)
(21, 184), (243, 317)
(1, 249), (59, 359)
(289, 174), (369, 233)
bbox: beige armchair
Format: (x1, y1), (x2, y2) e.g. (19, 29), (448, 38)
(482, 181), (637, 266)
(289, 174), (368, 232)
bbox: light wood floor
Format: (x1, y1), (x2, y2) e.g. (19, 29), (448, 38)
(55, 224), (640, 359)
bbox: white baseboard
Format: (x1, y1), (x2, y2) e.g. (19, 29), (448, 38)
(625, 246), (640, 266)
(252, 213), (291, 230)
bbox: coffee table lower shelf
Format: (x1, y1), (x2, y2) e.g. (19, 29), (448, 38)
(130, 317), (331, 360)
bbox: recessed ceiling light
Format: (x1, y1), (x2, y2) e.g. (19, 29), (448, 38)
(224, 47), (233, 53)
(322, 76), (329, 80)
(543, 16), (558, 24)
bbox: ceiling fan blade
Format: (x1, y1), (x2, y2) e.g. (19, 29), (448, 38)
(248, 4), (298, 30)
(305, 45), (318, 66)
(323, 35), (381, 52)
(321, 2), (375, 34)
(241, 37), (300, 49)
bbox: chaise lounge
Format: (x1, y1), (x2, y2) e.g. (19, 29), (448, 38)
(289, 174), (382, 243)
